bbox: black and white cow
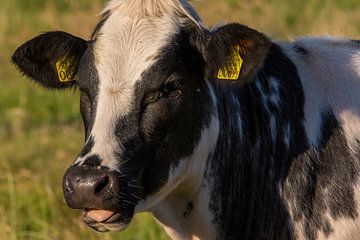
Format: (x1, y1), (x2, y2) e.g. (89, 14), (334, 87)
(11, 0), (360, 239)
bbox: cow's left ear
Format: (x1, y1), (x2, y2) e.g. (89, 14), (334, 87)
(200, 23), (271, 83)
(12, 31), (88, 89)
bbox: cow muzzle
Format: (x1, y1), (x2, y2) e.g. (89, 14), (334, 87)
(62, 166), (140, 232)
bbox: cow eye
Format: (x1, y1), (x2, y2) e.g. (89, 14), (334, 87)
(163, 81), (178, 93)
(144, 91), (163, 105)
(143, 80), (182, 106)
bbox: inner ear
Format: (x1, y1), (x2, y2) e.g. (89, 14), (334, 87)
(204, 23), (271, 83)
(12, 31), (88, 89)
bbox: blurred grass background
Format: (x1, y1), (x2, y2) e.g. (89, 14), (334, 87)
(0, 0), (359, 239)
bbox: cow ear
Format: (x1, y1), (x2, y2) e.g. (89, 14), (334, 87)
(203, 23), (271, 83)
(12, 31), (88, 89)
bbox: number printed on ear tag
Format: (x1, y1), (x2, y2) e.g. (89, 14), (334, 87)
(217, 45), (243, 81)
(56, 57), (76, 83)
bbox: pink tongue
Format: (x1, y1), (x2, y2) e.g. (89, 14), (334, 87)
(86, 210), (115, 222)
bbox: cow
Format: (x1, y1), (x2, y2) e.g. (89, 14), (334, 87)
(11, 0), (360, 239)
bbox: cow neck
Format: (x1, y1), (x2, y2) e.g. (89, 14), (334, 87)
(206, 44), (306, 239)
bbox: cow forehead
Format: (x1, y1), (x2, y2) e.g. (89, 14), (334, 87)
(94, 15), (178, 109)
(90, 0), (202, 117)
(93, 0), (201, 102)
(94, 11), (177, 117)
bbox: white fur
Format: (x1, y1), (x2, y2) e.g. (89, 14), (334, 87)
(231, 92), (244, 139)
(256, 77), (281, 142)
(236, 112), (244, 140)
(255, 80), (270, 113)
(284, 123), (291, 150)
(269, 76), (281, 109)
(292, 183), (360, 240)
(281, 37), (360, 240)
(318, 183), (360, 240)
(103, 0), (202, 26)
(281, 38), (360, 149)
(270, 115), (277, 142)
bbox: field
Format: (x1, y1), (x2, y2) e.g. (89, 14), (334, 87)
(0, 0), (359, 239)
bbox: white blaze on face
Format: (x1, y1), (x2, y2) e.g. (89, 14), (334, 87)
(79, 8), (179, 169)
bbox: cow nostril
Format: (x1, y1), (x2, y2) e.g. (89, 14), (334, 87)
(94, 176), (110, 194)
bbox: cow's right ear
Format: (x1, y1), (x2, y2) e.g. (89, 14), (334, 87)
(12, 31), (88, 89)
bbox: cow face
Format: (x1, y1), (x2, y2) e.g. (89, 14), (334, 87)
(12, 0), (270, 233)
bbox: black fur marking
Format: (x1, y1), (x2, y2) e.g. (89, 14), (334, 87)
(77, 44), (99, 139)
(90, 10), (112, 41)
(113, 29), (212, 196)
(208, 43), (306, 240)
(79, 136), (94, 158)
(210, 42), (306, 239)
(285, 111), (360, 240)
(294, 44), (308, 55)
(82, 154), (102, 168)
(207, 43), (360, 240)
(183, 201), (194, 218)
(12, 31), (87, 89)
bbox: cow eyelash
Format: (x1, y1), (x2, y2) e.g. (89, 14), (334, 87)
(144, 91), (164, 104)
(163, 80), (180, 93)
(143, 81), (182, 105)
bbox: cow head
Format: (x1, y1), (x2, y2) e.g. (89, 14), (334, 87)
(12, 0), (270, 233)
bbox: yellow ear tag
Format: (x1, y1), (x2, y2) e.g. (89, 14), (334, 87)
(217, 45), (243, 81)
(55, 58), (76, 83)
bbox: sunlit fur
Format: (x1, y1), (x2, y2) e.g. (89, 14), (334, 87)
(282, 38), (360, 149)
(281, 38), (360, 240)
(63, 1), (360, 239)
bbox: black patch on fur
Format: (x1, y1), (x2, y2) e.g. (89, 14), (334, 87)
(183, 201), (194, 218)
(91, 10), (112, 41)
(82, 154), (102, 168)
(208, 43), (306, 240)
(12, 31), (87, 89)
(77, 44), (99, 138)
(294, 44), (308, 55)
(285, 111), (360, 240)
(207, 42), (360, 240)
(79, 136), (94, 157)
(112, 29), (212, 197)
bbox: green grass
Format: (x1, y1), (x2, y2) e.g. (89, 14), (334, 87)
(0, 0), (359, 240)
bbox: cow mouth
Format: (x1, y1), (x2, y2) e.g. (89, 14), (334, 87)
(82, 209), (132, 232)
